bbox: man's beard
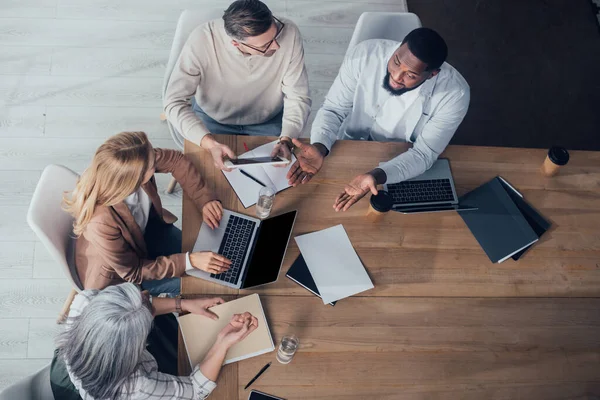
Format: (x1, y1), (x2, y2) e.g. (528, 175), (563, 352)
(382, 70), (424, 96)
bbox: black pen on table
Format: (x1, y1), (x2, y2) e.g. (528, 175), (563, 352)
(240, 169), (267, 187)
(244, 362), (271, 390)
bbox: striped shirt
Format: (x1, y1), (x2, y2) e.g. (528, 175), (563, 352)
(65, 291), (217, 399)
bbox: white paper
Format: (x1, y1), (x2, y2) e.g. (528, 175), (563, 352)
(294, 225), (374, 303)
(222, 140), (296, 208)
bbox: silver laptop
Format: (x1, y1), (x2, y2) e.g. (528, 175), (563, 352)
(384, 159), (477, 214)
(188, 210), (297, 289)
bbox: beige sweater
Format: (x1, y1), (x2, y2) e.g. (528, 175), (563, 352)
(164, 18), (311, 144)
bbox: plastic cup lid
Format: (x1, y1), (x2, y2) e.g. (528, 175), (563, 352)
(370, 190), (393, 212)
(548, 146), (569, 166)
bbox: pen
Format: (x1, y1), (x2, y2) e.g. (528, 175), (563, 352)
(244, 142), (250, 152)
(244, 362), (271, 390)
(240, 169), (267, 187)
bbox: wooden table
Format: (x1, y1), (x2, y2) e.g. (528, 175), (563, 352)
(179, 136), (600, 399)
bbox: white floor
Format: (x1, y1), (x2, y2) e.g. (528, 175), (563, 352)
(0, 0), (407, 390)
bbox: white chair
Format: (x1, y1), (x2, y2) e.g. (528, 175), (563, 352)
(27, 164), (83, 323)
(346, 12), (422, 56)
(162, 9), (224, 193)
(0, 364), (53, 400)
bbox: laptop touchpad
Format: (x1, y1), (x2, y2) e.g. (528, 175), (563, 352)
(192, 216), (228, 253)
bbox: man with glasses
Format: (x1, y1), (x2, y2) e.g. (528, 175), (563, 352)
(164, 0), (311, 170)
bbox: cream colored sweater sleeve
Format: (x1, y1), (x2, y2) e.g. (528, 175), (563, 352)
(163, 34), (210, 146)
(280, 27), (311, 138)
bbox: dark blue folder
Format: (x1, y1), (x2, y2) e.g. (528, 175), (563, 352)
(286, 254), (336, 306)
(458, 177), (546, 263)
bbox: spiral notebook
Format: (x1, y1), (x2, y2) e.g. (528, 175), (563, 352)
(178, 294), (274, 366)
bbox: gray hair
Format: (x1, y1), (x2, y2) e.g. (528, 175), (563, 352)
(56, 283), (153, 400)
(223, 0), (273, 41)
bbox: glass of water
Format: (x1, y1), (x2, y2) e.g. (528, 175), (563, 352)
(256, 186), (275, 219)
(276, 335), (299, 364)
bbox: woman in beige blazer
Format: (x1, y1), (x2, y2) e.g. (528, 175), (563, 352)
(63, 131), (231, 295)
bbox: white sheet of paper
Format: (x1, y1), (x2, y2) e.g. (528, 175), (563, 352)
(294, 225), (374, 304)
(222, 140), (296, 208)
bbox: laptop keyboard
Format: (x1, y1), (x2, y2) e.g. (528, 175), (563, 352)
(388, 179), (455, 205)
(210, 215), (257, 285)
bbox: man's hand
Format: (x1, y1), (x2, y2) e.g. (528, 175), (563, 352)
(333, 173), (378, 212)
(202, 200), (223, 229)
(181, 297), (225, 320)
(189, 251), (232, 274)
(287, 139), (326, 186)
(217, 312), (259, 349)
(270, 137), (293, 167)
(201, 134), (236, 171)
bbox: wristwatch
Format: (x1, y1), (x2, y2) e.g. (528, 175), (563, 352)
(175, 296), (182, 313)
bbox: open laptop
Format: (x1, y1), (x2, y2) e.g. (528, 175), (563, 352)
(189, 210), (297, 289)
(383, 159), (477, 214)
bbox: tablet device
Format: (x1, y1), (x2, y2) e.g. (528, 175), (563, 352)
(248, 390), (285, 400)
(224, 156), (289, 168)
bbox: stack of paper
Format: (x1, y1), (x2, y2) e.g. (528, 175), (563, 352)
(223, 140), (297, 208)
(294, 225), (374, 304)
(178, 294), (274, 366)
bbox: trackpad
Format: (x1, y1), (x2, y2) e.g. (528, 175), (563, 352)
(192, 222), (225, 253)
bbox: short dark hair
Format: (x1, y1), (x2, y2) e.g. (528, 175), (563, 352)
(223, 0), (273, 40)
(402, 28), (448, 71)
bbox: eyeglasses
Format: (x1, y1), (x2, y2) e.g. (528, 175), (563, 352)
(239, 17), (285, 54)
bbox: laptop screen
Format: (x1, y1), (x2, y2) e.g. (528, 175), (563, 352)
(241, 210), (297, 289)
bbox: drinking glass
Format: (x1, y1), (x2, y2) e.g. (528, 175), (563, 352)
(256, 186), (275, 219)
(276, 335), (299, 364)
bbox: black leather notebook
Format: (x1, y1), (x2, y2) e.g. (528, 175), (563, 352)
(458, 177), (541, 263)
(286, 254), (336, 306)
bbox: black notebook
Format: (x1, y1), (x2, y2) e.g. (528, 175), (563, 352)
(286, 254), (336, 306)
(458, 177), (541, 263)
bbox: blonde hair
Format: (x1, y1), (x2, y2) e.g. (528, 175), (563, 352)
(63, 131), (152, 236)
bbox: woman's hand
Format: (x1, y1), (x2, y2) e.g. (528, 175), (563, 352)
(189, 251), (232, 274)
(217, 312), (258, 349)
(202, 200), (223, 229)
(181, 297), (225, 320)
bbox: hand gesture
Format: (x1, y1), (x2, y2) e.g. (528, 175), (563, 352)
(287, 138), (325, 186)
(270, 138), (293, 167)
(202, 200), (223, 229)
(182, 297), (225, 320)
(217, 312), (259, 348)
(333, 173), (378, 212)
(189, 251), (232, 274)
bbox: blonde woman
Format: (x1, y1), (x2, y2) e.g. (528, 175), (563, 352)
(63, 131), (231, 295)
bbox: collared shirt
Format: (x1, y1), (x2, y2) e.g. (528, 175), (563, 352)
(64, 291), (217, 400)
(124, 186), (195, 272)
(311, 39), (470, 184)
(124, 187), (152, 234)
(164, 17), (311, 145)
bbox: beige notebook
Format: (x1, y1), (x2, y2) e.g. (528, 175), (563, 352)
(178, 294), (274, 366)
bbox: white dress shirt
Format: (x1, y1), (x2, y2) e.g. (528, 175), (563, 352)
(124, 187), (194, 271)
(124, 187), (152, 234)
(65, 291), (216, 399)
(310, 39), (470, 184)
